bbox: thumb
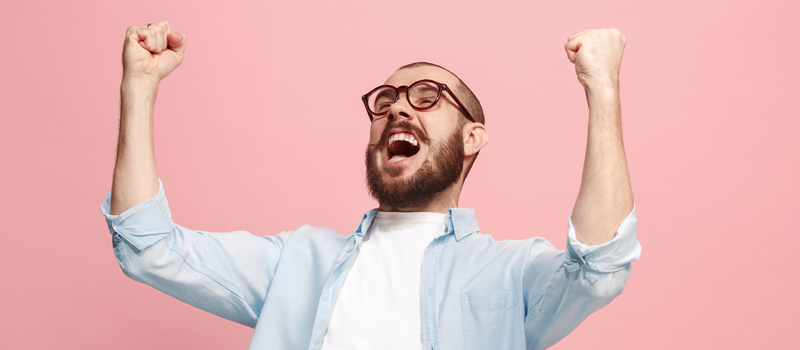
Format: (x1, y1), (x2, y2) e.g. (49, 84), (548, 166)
(167, 33), (187, 55)
(564, 39), (581, 64)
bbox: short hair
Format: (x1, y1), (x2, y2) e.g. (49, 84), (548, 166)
(397, 62), (485, 125)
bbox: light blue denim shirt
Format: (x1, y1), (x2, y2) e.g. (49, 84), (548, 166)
(101, 180), (641, 350)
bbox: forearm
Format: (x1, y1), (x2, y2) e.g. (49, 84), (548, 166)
(110, 78), (160, 215)
(571, 83), (634, 245)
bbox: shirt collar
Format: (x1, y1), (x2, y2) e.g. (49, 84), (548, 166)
(354, 208), (480, 242)
(446, 208), (481, 241)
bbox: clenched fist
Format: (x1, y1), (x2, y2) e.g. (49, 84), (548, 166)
(122, 21), (187, 86)
(565, 28), (626, 89)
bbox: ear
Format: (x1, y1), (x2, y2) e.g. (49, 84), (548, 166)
(463, 122), (489, 157)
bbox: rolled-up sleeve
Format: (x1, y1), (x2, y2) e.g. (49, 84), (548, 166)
(524, 206), (641, 349)
(101, 179), (175, 252)
(100, 179), (291, 328)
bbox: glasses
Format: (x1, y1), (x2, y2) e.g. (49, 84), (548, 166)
(362, 79), (476, 123)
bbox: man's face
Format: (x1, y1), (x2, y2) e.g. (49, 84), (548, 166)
(365, 66), (467, 209)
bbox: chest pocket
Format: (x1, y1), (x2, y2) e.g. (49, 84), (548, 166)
(460, 289), (524, 350)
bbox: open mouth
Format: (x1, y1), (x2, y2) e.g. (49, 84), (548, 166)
(387, 132), (421, 162)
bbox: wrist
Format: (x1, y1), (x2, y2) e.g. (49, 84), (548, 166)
(121, 75), (159, 95)
(584, 77), (619, 104)
(582, 78), (620, 120)
(582, 76), (618, 93)
(120, 78), (157, 117)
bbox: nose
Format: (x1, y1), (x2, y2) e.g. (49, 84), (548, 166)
(387, 91), (414, 122)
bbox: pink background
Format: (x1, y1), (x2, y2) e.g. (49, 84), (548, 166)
(1, 0), (798, 348)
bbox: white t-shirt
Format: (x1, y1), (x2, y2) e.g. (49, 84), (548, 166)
(320, 211), (446, 350)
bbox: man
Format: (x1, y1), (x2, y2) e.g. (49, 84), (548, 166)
(102, 21), (640, 350)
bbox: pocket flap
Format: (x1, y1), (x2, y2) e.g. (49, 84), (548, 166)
(461, 289), (517, 311)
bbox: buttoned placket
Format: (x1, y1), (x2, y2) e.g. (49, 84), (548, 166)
(419, 218), (457, 350)
(307, 234), (363, 350)
(308, 209), (474, 350)
(307, 211), (376, 350)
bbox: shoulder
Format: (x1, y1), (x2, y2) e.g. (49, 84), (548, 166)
(277, 224), (352, 256)
(454, 232), (559, 263)
(463, 232), (556, 250)
(286, 224), (350, 242)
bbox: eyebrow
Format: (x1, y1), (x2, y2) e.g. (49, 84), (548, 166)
(375, 89), (395, 101)
(414, 84), (437, 93)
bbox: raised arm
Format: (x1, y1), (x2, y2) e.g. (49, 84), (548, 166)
(523, 31), (639, 347)
(103, 23), (296, 328)
(111, 21), (186, 215)
(566, 28), (634, 246)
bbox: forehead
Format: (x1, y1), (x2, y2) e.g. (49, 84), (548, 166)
(384, 65), (460, 88)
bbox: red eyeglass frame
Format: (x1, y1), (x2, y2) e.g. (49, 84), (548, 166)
(361, 79), (476, 123)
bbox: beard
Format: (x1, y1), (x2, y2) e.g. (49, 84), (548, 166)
(365, 122), (464, 209)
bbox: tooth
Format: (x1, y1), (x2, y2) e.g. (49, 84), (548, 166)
(412, 139), (418, 146)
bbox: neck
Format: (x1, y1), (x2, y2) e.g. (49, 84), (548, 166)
(378, 183), (462, 214)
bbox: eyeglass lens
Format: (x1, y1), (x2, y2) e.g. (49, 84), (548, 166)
(367, 81), (440, 114)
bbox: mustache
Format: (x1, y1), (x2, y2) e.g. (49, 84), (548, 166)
(369, 120), (431, 149)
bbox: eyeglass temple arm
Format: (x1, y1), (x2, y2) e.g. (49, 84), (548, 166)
(362, 95), (375, 121)
(443, 86), (476, 123)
